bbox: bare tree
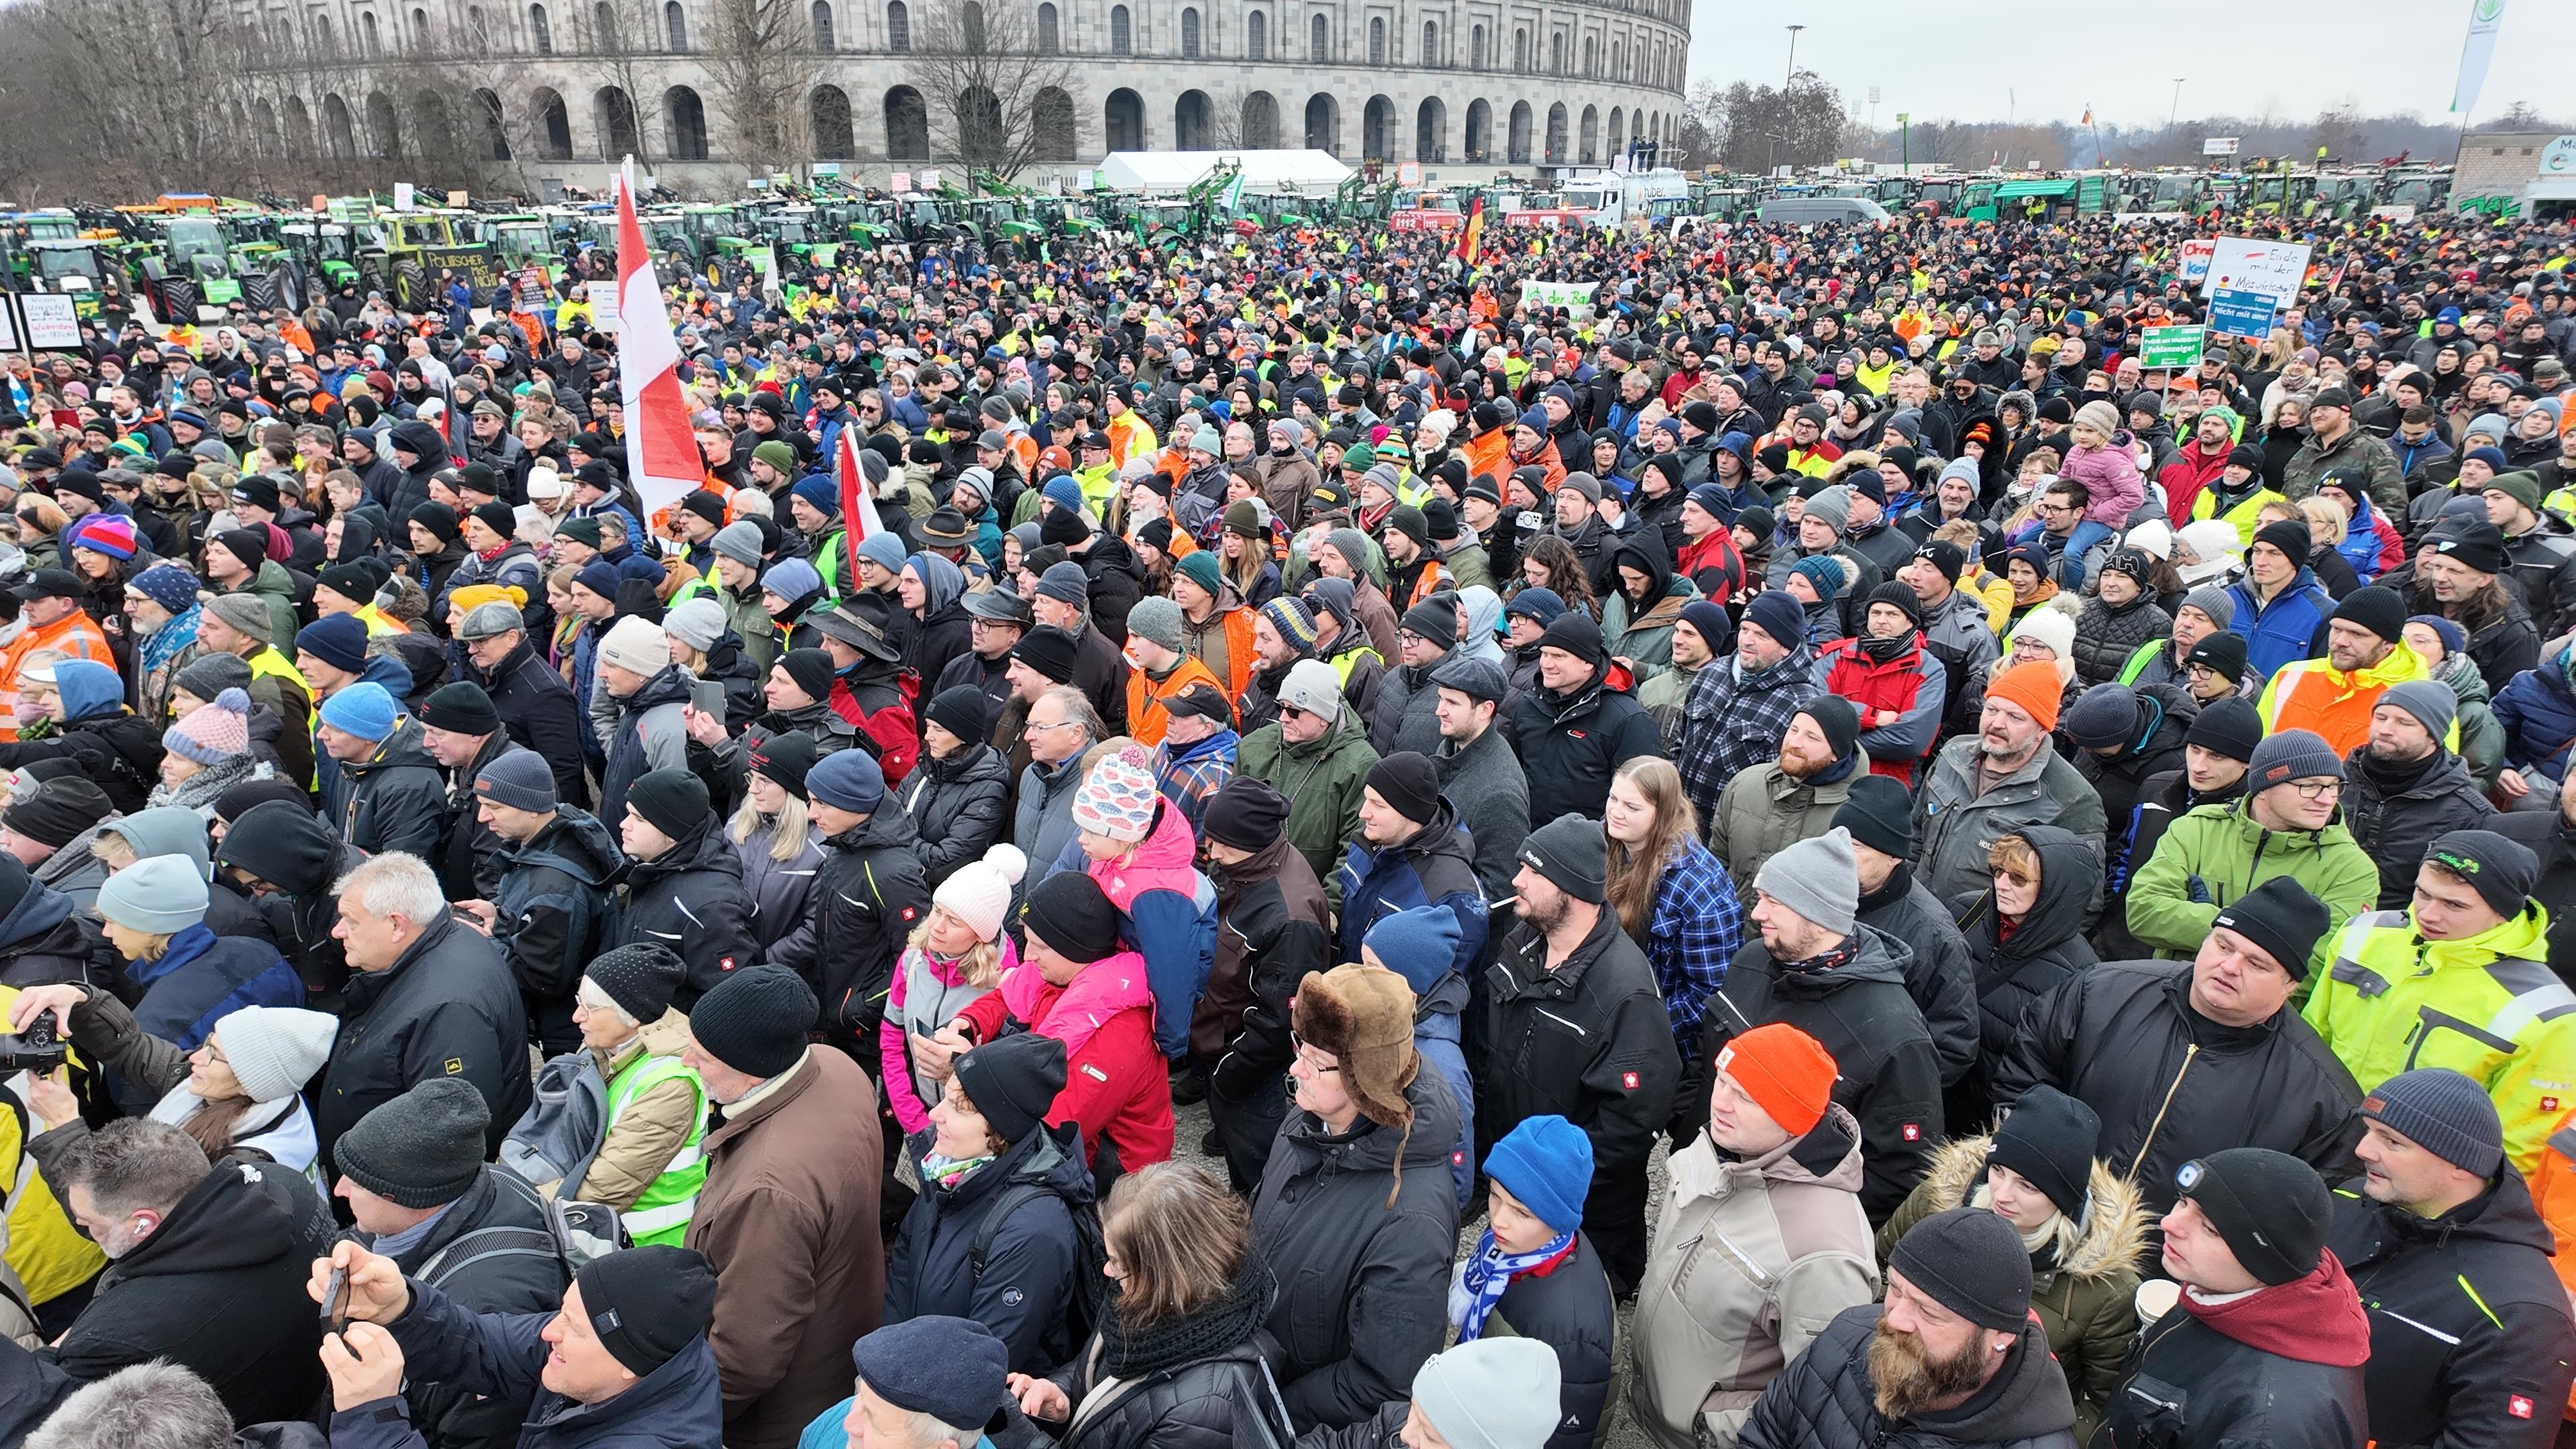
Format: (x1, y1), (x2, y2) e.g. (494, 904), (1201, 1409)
(906, 0), (1078, 182)
(697, 0), (812, 175)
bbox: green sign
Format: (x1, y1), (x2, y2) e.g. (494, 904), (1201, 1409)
(2140, 324), (2205, 370)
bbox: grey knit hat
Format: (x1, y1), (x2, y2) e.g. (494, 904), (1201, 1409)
(1035, 561), (1091, 606)
(2177, 586), (2236, 631)
(209, 1004), (338, 1103)
(2363, 1067), (2504, 1179)
(474, 749), (557, 812)
(710, 520), (766, 567)
(1753, 826), (1860, 936)
(662, 596), (729, 653)
(2247, 728), (2344, 794)
(1326, 528), (1375, 580)
(2377, 678), (2459, 742)
(174, 651), (255, 702)
(1411, 1338), (1564, 1449)
(203, 592), (274, 644)
(334, 1077), (490, 1208)
(1802, 485), (1851, 537)
(96, 854), (210, 934)
(1126, 596), (1185, 655)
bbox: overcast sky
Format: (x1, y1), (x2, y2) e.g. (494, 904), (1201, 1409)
(1684, 1), (2575, 131)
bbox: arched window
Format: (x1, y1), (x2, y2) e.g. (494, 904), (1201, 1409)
(1307, 11), (1324, 58)
(1036, 2), (1058, 50)
(594, 85), (639, 157)
(1469, 22), (1482, 67)
(812, 85), (854, 156)
(1421, 19), (1436, 64)
(1104, 87), (1142, 150)
(665, 87), (707, 158)
(1034, 86), (1077, 160)
(1179, 6), (1197, 54)
(366, 91), (398, 156)
(1581, 34), (1595, 76)
(664, 1), (686, 46)
(1366, 15), (1383, 62)
(1239, 89), (1277, 146)
(315, 12), (334, 51)
(885, 85), (929, 157)
(879, 0), (900, 48)
(1109, 4), (1129, 51)
(411, 7), (427, 47)
(1244, 9), (1262, 58)
(467, 4), (488, 48)
(525, 2), (547, 51)
(324, 94), (356, 157)
(961, 0), (984, 47)
(360, 11), (380, 54)
(593, 0), (617, 47)
(808, 0), (833, 46)
(1548, 30), (1563, 73)
(475, 89), (510, 158)
(533, 89), (572, 156)
(1511, 27), (1525, 68)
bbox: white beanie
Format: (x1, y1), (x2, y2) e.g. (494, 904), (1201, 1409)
(1411, 1338), (1563, 1449)
(211, 1004), (339, 1102)
(598, 614), (672, 676)
(932, 843), (1029, 942)
(2010, 605), (2079, 686)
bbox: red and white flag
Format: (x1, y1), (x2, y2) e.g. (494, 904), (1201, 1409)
(836, 420), (889, 586)
(613, 158), (705, 528)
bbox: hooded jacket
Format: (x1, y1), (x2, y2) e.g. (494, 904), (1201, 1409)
(1876, 1139), (2151, 1442)
(896, 741), (1010, 890)
(1083, 796), (1218, 1060)
(957, 953), (1175, 1189)
(1252, 1068), (1464, 1428)
(598, 664), (696, 832)
(2070, 594), (2173, 690)
(2308, 902), (2573, 1177)
(1699, 924), (1945, 1222)
(884, 1121), (1093, 1375)
(317, 914), (533, 1167)
(1336, 800), (1488, 979)
(1630, 1107), (1881, 1449)
(214, 804), (363, 1005)
(1502, 656), (1666, 825)
(39, 1159), (326, 1426)
(2257, 636), (2434, 761)
(1945, 825), (2102, 1128)
(2094, 1260), (2373, 1449)
(336, 716), (453, 861)
(474, 633), (592, 808)
(613, 814), (763, 1012)
(2124, 795), (2380, 977)
(489, 806), (624, 1012)
(1993, 961), (2363, 1218)
(1739, 1305), (2079, 1449)
(2326, 1167), (2576, 1449)
(0, 708), (165, 814)
(1238, 712), (1381, 914)
(0, 875), (97, 989)
(2222, 566), (2337, 684)
(1912, 733), (2109, 906)
(1201, 835), (1333, 1185)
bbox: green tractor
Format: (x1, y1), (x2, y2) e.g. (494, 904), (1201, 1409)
(274, 217), (364, 307)
(480, 215), (564, 285)
(19, 239), (119, 316)
(358, 213), (504, 309)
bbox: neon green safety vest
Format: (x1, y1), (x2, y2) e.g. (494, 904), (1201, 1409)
(604, 1050), (707, 1246)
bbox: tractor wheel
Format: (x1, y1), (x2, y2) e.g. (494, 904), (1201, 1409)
(305, 273), (330, 311)
(241, 272), (278, 311)
(159, 278), (199, 321)
(394, 259), (429, 310)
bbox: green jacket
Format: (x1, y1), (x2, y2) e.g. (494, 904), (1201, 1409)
(225, 560), (301, 661)
(2125, 797), (2381, 979)
(1237, 712), (1380, 914)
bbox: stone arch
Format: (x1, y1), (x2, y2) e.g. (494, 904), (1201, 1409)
(1110, 3), (1129, 51)
(665, 0), (686, 46)
(663, 86), (707, 158)
(1506, 99), (1531, 164)
(1032, 86), (1076, 160)
(594, 85), (639, 158)
(1179, 5), (1198, 55)
(1308, 11), (1326, 59)
(811, 85), (854, 157)
(525, 1), (550, 52)
(1174, 89), (1210, 149)
(474, 89), (510, 159)
(1464, 97), (1490, 162)
(531, 87), (572, 158)
(1414, 96), (1444, 162)
(1361, 93), (1393, 161)
(1606, 105), (1622, 152)
(323, 95), (356, 158)
(1239, 90), (1279, 149)
(885, 84), (929, 158)
(1244, 9), (1263, 58)
(1304, 91), (1337, 155)
(1104, 87), (1143, 150)
(252, 99), (281, 157)
(285, 96), (315, 156)
(959, 84), (1004, 158)
(366, 91), (399, 157)
(1036, 1), (1057, 49)
(413, 89), (456, 160)
(1366, 15), (1383, 62)
(1578, 103), (1596, 164)
(1544, 101), (1566, 163)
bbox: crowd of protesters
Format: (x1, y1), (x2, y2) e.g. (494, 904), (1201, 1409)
(0, 194), (2571, 1449)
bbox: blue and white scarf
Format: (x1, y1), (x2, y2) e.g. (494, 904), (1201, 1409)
(1447, 1226), (1577, 1341)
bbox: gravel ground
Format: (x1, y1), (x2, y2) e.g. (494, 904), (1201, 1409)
(1170, 1092), (1672, 1449)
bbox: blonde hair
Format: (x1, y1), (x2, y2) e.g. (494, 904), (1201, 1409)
(1987, 833), (2041, 886)
(1605, 758), (1699, 937)
(905, 916), (1006, 987)
(1101, 1161), (1249, 1331)
(2297, 496), (2348, 539)
(91, 833), (136, 869)
(729, 790), (813, 863)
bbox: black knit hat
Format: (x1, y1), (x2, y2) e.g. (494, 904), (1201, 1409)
(1518, 812), (1609, 904)
(777, 647), (837, 705)
(587, 943), (688, 1024)
(333, 1078), (489, 1209)
(1365, 751), (1442, 825)
(469, 501), (517, 540)
(925, 684), (993, 745)
(1399, 595), (1459, 645)
(2184, 696), (2262, 763)
(1831, 773), (1915, 860)
(1861, 579), (1923, 631)
(1010, 625), (1081, 684)
(1888, 1205), (2034, 1331)
(576, 1246), (718, 1376)
(2429, 519), (2508, 576)
(747, 729), (818, 800)
(419, 680), (501, 737)
(624, 767), (710, 842)
(1799, 695), (1861, 761)
(2, 775), (113, 849)
(213, 528), (270, 574)
(954, 1031), (1069, 1144)
(2252, 519), (2311, 567)
(2331, 585), (2407, 643)
(2423, 828), (2540, 920)
(688, 964), (817, 1078)
(408, 502), (462, 543)
(2363, 1067), (2505, 1179)
(1536, 612), (1605, 667)
(1022, 871), (1122, 963)
(2211, 874), (2332, 979)
(2174, 1147), (2330, 1286)
(2183, 631), (2250, 686)
(1987, 1085), (2100, 1219)
(1203, 776), (1290, 851)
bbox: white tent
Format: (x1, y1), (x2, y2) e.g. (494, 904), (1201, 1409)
(1093, 149), (1354, 197)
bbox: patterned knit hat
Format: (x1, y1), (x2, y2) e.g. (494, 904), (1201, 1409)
(67, 515), (138, 560)
(1258, 596), (1319, 654)
(1071, 745), (1161, 844)
(125, 564), (200, 616)
(162, 688), (253, 765)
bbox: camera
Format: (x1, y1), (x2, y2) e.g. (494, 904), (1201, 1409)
(0, 1014), (67, 1074)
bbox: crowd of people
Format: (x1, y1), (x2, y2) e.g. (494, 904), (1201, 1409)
(0, 195), (2571, 1449)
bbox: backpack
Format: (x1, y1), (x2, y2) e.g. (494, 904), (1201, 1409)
(500, 847), (621, 999)
(498, 1049), (609, 1193)
(418, 1167), (630, 1287)
(969, 1134), (1110, 1347)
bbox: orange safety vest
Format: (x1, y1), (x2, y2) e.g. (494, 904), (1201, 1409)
(1122, 653), (1226, 748)
(2528, 1108), (2576, 1419)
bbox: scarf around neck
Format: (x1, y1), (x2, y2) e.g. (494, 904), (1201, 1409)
(1448, 1226), (1577, 1341)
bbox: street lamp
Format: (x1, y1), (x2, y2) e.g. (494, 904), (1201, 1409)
(2170, 77), (2186, 129)
(1784, 23), (1804, 92)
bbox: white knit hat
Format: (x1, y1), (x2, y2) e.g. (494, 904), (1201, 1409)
(598, 614), (671, 676)
(933, 843), (1029, 942)
(212, 1004), (339, 1102)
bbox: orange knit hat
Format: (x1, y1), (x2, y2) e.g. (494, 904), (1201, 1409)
(1717, 1022), (1838, 1136)
(1984, 659), (2064, 734)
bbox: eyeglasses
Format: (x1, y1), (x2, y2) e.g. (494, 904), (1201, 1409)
(1023, 718), (1083, 735)
(2286, 780), (2344, 800)
(1991, 868), (2035, 888)
(1289, 1031), (1342, 1073)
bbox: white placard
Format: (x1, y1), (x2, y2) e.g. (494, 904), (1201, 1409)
(2199, 237), (2312, 306)
(1519, 280), (1598, 310)
(890, 170), (912, 193)
(0, 297), (17, 353)
(394, 182), (416, 211)
(19, 294), (81, 350)
(585, 280), (621, 332)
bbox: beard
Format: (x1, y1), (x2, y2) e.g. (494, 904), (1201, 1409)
(1522, 888), (1573, 936)
(1868, 1320), (1995, 1420)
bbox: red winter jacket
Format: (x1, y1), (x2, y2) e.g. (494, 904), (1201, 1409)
(1816, 634), (1941, 786)
(1677, 529), (1746, 606)
(956, 951), (1175, 1183)
(2157, 439), (2235, 527)
(829, 669), (920, 785)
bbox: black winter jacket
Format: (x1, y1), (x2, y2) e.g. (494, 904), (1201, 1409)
(0, 877), (99, 989)
(1945, 825), (2102, 1130)
(612, 816), (759, 1010)
(1854, 865), (1983, 1088)
(213, 800), (364, 1007)
(885, 1122), (1092, 1374)
(2072, 684), (2196, 856)
(1252, 1070), (1463, 1428)
(1740, 1306), (2078, 1449)
(2326, 1169), (2576, 1449)
(1079, 535), (1148, 647)
(316, 914), (533, 1167)
(770, 806), (931, 1057)
(1201, 835), (1333, 1187)
(0, 709), (165, 812)
(337, 717), (453, 861)
(382, 419), (449, 527)
(1698, 924), (1945, 1222)
(2093, 1298), (2369, 1449)
(1042, 1314), (1295, 1449)
(436, 734), (533, 902)
(1501, 660), (1666, 825)
(488, 806), (623, 1009)
(1483, 1229), (1620, 1449)
(2341, 745), (2498, 910)
(39, 1159), (326, 1426)
(896, 741), (1012, 889)
(350, 1167), (572, 1449)
(474, 634), (590, 808)
(1990, 960), (2363, 1218)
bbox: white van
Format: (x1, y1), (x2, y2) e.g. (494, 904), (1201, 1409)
(1753, 196), (1891, 226)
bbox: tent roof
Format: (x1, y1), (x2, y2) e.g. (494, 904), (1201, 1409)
(1095, 150), (1354, 194)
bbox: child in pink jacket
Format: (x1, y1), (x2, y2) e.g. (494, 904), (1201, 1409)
(2061, 399), (2148, 528)
(881, 843), (1025, 1137)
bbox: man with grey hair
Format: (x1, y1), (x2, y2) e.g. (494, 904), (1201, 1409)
(23, 1362), (231, 1449)
(40, 1121), (325, 1424)
(1013, 683), (1102, 898)
(1239, 656), (1382, 912)
(314, 851), (531, 1167)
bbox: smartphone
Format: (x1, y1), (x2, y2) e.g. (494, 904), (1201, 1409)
(321, 1265), (352, 1334)
(690, 678), (727, 718)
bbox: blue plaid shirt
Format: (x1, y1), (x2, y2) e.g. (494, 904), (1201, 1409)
(1646, 838), (1742, 1054)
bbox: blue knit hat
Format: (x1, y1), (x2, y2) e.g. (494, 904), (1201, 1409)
(807, 746), (885, 814)
(1503, 586), (1566, 627)
(574, 559), (622, 601)
(2361, 1067), (2504, 1179)
(1042, 474), (1085, 516)
(1790, 554), (1847, 598)
(297, 612), (370, 676)
(854, 531), (910, 575)
(126, 563), (199, 616)
(318, 681), (400, 741)
(761, 557), (822, 602)
(790, 474), (839, 517)
(1364, 904), (1462, 996)
(1742, 590), (1806, 652)
(50, 660), (123, 723)
(1517, 405), (1548, 434)
(1484, 1114), (1593, 1234)
(1258, 596), (1318, 653)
